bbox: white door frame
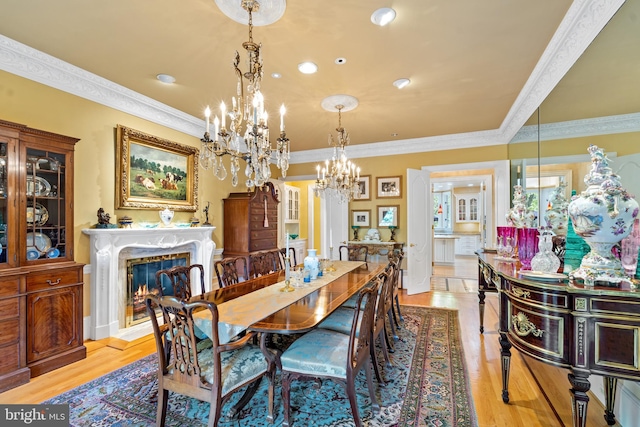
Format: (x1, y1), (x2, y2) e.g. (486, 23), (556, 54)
(422, 160), (510, 276)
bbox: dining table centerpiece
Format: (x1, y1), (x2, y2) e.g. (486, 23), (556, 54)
(568, 145), (639, 286)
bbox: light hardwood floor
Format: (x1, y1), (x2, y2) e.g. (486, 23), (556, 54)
(0, 261), (614, 426)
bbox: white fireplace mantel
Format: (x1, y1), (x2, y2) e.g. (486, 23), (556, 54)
(82, 227), (216, 340)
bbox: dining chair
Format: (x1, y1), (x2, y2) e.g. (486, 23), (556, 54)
(145, 294), (276, 427)
(338, 245), (368, 262)
(387, 250), (405, 333)
(317, 268), (395, 384)
(249, 249), (282, 278)
(155, 264), (206, 300)
(154, 264), (208, 360)
(280, 277), (381, 427)
(214, 256), (249, 288)
(279, 247), (297, 267)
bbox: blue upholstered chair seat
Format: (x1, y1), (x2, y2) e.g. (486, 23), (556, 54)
(280, 329), (352, 377)
(170, 344), (269, 395)
(317, 307), (362, 336)
(341, 281), (375, 309)
(341, 294), (359, 309)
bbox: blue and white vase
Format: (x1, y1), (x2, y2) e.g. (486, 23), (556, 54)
(568, 145), (639, 285)
(304, 249), (320, 280)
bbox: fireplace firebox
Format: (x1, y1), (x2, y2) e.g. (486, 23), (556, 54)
(126, 252), (190, 327)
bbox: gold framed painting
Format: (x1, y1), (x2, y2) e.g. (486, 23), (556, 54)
(352, 209), (371, 227)
(376, 175), (402, 198)
(353, 175), (371, 200)
(377, 205), (399, 227)
(116, 125), (199, 211)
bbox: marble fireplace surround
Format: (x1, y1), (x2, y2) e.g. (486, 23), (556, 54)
(82, 227), (216, 341)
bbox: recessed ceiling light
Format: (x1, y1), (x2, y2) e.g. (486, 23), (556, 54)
(298, 62), (318, 74)
(371, 7), (396, 26)
(335, 57), (347, 65)
(156, 74), (176, 84)
(271, 72), (282, 78)
(393, 78), (411, 89)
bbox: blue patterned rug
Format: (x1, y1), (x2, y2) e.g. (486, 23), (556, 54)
(44, 306), (477, 426)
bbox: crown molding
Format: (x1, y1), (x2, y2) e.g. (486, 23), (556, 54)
(511, 112), (640, 143)
(290, 128), (503, 164)
(498, 0), (625, 144)
(0, 35), (204, 138)
(0, 0), (625, 163)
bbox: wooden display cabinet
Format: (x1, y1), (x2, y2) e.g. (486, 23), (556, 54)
(0, 119), (85, 393)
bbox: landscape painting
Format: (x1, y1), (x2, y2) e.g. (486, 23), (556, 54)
(116, 125), (199, 211)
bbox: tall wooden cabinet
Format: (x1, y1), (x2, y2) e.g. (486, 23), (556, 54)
(0, 120), (85, 393)
(223, 182), (280, 258)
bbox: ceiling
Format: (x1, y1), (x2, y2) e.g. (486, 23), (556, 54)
(0, 0), (634, 155)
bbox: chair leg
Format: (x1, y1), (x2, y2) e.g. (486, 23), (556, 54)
(282, 372), (292, 427)
(365, 360), (380, 413)
(369, 335), (384, 384)
(346, 376), (363, 427)
(379, 327), (392, 368)
(394, 294), (404, 322)
(384, 314), (396, 353)
(157, 387), (169, 427)
(387, 309), (399, 341)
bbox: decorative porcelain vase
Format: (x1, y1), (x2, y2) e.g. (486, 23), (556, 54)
(531, 228), (561, 273)
(568, 145), (639, 285)
(159, 207), (174, 226)
(517, 227), (539, 271)
(543, 181), (569, 236)
(304, 249), (320, 280)
(506, 184), (537, 228)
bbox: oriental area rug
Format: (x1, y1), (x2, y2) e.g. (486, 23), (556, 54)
(44, 306), (477, 427)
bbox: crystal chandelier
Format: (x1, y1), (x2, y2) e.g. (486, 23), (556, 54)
(200, 0), (290, 188)
(314, 105), (361, 203)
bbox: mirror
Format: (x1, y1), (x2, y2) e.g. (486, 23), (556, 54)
(509, 0), (640, 221)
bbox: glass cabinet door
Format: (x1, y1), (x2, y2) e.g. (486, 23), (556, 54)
(0, 140), (7, 264)
(24, 147), (66, 261)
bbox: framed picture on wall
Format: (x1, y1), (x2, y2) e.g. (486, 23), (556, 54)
(377, 205), (399, 227)
(352, 210), (371, 227)
(116, 125), (199, 211)
(354, 175), (371, 200)
(377, 176), (402, 198)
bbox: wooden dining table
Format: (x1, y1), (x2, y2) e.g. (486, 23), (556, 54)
(191, 260), (386, 342)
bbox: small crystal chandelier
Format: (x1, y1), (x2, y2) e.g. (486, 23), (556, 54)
(314, 104), (361, 203)
(200, 0), (290, 188)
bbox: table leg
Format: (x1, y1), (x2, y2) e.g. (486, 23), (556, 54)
(479, 290), (486, 333)
(603, 376), (618, 426)
(499, 331), (512, 403)
(568, 370), (591, 427)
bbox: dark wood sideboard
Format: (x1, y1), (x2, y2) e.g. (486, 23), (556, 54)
(477, 252), (640, 427)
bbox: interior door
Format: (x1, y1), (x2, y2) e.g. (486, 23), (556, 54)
(407, 168), (431, 294)
(321, 190), (348, 260)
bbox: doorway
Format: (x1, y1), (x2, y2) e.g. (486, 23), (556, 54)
(407, 160), (510, 294)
